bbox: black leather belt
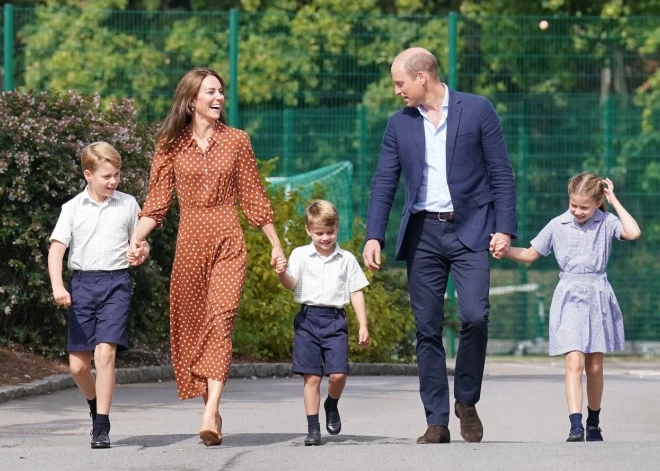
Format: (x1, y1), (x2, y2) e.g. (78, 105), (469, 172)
(419, 211), (454, 222)
(301, 305), (346, 317)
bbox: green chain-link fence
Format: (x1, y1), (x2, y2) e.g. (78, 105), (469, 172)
(2, 6), (660, 349)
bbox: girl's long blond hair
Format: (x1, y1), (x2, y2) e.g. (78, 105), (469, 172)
(568, 172), (606, 212)
(156, 68), (226, 151)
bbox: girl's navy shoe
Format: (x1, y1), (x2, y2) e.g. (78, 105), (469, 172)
(566, 426), (585, 442)
(586, 425), (603, 441)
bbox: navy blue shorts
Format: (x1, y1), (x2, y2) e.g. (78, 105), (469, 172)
(292, 305), (349, 377)
(67, 270), (132, 353)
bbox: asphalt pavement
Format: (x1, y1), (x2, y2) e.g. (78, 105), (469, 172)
(1, 360), (659, 471)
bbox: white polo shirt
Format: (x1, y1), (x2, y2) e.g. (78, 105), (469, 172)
(286, 242), (369, 308)
(50, 187), (140, 271)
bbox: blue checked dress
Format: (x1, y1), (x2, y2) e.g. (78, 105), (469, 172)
(530, 209), (625, 355)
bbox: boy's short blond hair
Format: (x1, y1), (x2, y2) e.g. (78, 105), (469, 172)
(305, 200), (339, 228)
(81, 142), (122, 172)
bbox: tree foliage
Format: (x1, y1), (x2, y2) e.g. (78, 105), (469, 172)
(6, 0), (660, 344)
(0, 90), (415, 359)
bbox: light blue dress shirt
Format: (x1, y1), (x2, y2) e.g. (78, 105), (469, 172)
(412, 84), (453, 213)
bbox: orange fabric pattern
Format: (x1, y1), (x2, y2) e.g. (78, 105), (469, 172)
(140, 122), (274, 400)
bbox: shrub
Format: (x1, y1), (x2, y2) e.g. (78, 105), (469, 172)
(0, 90), (172, 354)
(235, 174), (416, 362)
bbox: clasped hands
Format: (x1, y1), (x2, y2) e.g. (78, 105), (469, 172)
(271, 245), (287, 274)
(127, 239), (150, 266)
(489, 232), (511, 259)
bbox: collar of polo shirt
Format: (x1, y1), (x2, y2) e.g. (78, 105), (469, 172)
(82, 185), (118, 205)
(559, 208), (605, 226)
(305, 241), (343, 259)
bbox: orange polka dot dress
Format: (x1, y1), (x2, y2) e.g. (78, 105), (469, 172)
(139, 122), (274, 400)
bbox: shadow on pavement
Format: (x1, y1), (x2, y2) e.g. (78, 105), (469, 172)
(113, 434), (197, 447)
(220, 433), (411, 447)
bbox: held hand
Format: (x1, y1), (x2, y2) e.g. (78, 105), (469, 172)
(271, 245), (285, 269)
(274, 255), (287, 274)
(489, 233), (511, 259)
(129, 234), (139, 254)
(491, 241), (507, 259)
(127, 240), (149, 266)
(362, 239), (382, 271)
(602, 178), (617, 205)
(488, 236), (507, 259)
(53, 287), (71, 307)
(358, 326), (370, 347)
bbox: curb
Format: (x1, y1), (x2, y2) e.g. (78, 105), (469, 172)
(0, 363), (453, 405)
(0, 365), (174, 405)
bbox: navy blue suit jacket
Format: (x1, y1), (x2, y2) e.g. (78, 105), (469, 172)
(366, 89), (518, 260)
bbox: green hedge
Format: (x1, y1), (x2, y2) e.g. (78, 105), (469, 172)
(0, 90), (173, 354)
(0, 90), (415, 362)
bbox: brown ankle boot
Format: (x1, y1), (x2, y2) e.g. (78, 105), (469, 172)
(416, 425), (451, 444)
(455, 401), (483, 443)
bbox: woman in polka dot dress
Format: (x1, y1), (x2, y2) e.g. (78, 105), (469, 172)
(131, 68), (286, 446)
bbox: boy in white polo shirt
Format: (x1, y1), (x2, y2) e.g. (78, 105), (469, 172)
(277, 199), (370, 446)
(48, 142), (150, 449)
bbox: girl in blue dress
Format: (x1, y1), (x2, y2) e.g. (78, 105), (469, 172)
(493, 173), (641, 442)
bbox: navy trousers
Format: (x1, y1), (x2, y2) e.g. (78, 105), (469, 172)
(403, 213), (490, 426)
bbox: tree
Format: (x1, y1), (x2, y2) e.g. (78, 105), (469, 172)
(21, 0), (170, 119)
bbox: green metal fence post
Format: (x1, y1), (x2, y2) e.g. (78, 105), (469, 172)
(346, 161), (354, 239)
(3, 3), (14, 92)
(446, 11), (459, 358)
(447, 11), (458, 89)
(357, 104), (368, 218)
(602, 95), (615, 175)
(283, 109), (293, 176)
(518, 100), (529, 341)
(228, 8), (239, 127)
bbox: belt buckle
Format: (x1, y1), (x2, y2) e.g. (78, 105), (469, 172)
(437, 213), (448, 222)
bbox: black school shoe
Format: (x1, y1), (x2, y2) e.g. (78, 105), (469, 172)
(304, 429), (321, 446)
(586, 425), (603, 441)
(566, 427), (585, 442)
(324, 397), (341, 435)
(91, 426), (111, 449)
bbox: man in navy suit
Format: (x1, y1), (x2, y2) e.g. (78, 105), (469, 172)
(363, 48), (517, 444)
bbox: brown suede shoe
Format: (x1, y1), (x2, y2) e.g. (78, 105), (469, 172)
(416, 425), (451, 444)
(455, 401), (483, 443)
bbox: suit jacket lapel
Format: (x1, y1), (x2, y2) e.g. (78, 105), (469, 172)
(411, 110), (426, 172)
(446, 89), (462, 178)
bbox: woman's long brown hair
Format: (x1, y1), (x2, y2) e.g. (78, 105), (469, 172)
(156, 68), (227, 151)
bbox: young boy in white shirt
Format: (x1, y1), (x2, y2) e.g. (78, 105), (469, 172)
(48, 142), (149, 449)
(277, 200), (369, 446)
